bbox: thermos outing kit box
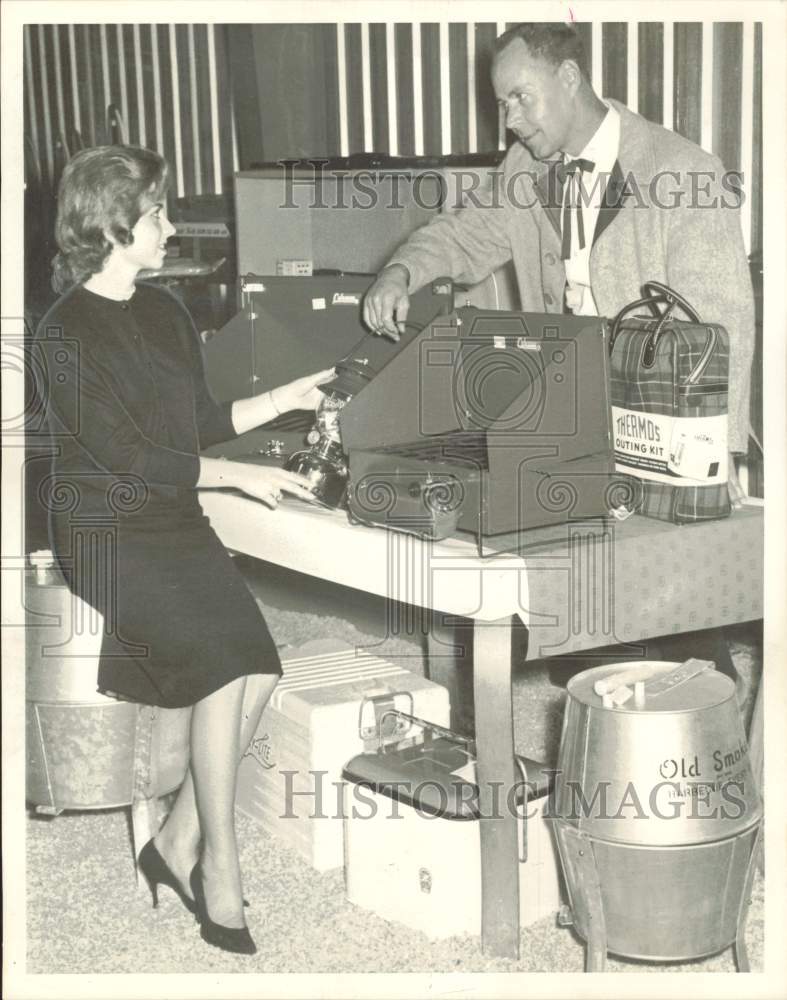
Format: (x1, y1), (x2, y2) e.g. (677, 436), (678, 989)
(235, 640), (450, 870)
(342, 716), (563, 938)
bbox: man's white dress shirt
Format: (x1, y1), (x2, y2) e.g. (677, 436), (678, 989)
(562, 103), (621, 316)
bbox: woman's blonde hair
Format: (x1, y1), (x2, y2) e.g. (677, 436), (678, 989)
(52, 145), (169, 292)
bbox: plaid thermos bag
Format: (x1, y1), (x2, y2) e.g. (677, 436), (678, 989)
(608, 281), (731, 523)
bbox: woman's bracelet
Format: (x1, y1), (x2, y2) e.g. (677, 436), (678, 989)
(269, 389), (281, 416)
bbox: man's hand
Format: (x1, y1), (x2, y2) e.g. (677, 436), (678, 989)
(362, 264), (411, 341)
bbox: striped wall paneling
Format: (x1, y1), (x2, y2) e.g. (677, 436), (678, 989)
(23, 23), (237, 198)
(24, 20), (762, 252)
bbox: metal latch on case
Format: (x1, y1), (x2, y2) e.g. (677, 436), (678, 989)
(358, 690), (414, 751)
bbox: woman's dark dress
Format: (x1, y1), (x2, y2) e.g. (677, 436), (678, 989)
(35, 282), (281, 708)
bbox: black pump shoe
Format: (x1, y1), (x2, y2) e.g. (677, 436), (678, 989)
(138, 839), (197, 917)
(190, 864), (257, 956)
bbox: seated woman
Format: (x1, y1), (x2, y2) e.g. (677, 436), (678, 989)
(36, 144), (334, 955)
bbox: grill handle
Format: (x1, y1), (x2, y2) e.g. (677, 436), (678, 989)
(593, 658), (716, 708)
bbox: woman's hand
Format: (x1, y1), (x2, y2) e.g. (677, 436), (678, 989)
(230, 369), (336, 436)
(271, 368), (336, 414)
(227, 464), (316, 509)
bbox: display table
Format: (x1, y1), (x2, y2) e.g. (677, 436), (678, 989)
(198, 491), (764, 958)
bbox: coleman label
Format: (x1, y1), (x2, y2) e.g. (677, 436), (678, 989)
(611, 407), (727, 485)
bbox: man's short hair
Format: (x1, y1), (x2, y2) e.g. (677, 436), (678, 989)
(494, 23), (589, 81)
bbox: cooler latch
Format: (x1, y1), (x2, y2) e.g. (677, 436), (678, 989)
(358, 691), (414, 751)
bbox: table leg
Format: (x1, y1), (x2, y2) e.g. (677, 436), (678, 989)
(473, 615), (520, 959)
(427, 613), (529, 736)
(426, 612), (474, 733)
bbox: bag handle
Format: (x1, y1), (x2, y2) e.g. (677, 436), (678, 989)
(609, 281), (702, 367)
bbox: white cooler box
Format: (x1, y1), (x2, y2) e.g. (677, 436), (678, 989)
(342, 724), (562, 938)
(235, 639), (449, 871)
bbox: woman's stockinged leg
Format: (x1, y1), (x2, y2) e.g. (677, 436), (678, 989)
(154, 673), (279, 909)
(189, 675), (247, 926)
(152, 706), (199, 899)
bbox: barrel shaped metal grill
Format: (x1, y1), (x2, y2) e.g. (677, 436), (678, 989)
(552, 660), (762, 970)
(25, 565), (190, 814)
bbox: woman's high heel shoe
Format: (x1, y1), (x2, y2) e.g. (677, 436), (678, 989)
(190, 864), (257, 956)
(138, 839), (197, 916)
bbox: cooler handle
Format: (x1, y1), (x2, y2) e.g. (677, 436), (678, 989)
(376, 709), (474, 753)
(377, 712), (531, 863)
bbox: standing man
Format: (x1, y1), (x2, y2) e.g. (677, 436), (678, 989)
(363, 21), (754, 459)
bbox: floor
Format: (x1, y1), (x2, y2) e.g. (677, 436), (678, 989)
(23, 564), (765, 983)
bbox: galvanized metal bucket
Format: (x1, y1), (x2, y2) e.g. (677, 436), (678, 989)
(25, 559), (190, 814)
(552, 659), (762, 970)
